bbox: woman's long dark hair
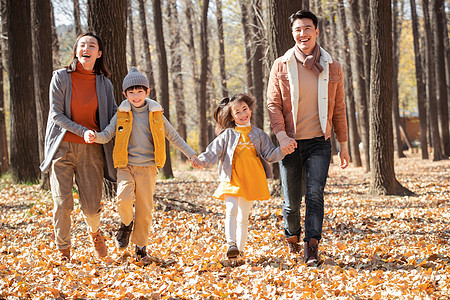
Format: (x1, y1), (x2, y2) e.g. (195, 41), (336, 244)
(214, 93), (256, 135)
(67, 32), (111, 78)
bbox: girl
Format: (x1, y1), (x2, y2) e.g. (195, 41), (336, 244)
(197, 94), (289, 258)
(40, 32), (117, 260)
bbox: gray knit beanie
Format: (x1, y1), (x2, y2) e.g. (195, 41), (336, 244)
(122, 67), (149, 92)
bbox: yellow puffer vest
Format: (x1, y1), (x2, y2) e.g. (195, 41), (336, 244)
(112, 100), (166, 168)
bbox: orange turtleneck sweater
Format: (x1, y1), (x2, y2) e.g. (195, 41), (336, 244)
(63, 62), (99, 144)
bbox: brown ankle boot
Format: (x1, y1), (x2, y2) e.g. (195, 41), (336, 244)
(303, 238), (319, 265)
(286, 236), (301, 254)
(90, 230), (107, 258)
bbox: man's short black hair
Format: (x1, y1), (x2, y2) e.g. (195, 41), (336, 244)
(289, 10), (318, 28)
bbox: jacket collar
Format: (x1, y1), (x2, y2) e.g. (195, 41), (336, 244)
(118, 98), (163, 112)
(281, 45), (333, 65)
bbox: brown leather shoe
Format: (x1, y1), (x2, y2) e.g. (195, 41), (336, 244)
(287, 241), (301, 254)
(303, 238), (319, 265)
(58, 247), (70, 260)
(90, 230), (108, 258)
(286, 236), (301, 254)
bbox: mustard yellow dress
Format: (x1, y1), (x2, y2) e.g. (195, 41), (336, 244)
(213, 125), (270, 201)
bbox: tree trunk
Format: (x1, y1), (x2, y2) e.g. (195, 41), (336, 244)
(392, 0), (405, 158)
(327, 6), (337, 59)
(0, 19), (7, 174)
(239, 0), (253, 94)
(431, 0), (449, 156)
(87, 0), (127, 106)
(264, 0), (302, 68)
(250, 0), (264, 129)
(312, 0), (325, 47)
(302, 0), (309, 10)
(7, 0), (40, 182)
(167, 0), (187, 162)
(444, 16), (450, 122)
(151, 0), (173, 178)
(31, 0), (53, 188)
(360, 0), (371, 171)
(337, 0), (361, 167)
(319, 6), (329, 50)
(137, 0), (156, 100)
(328, 5), (338, 157)
(410, 0), (428, 159)
(0, 0), (8, 175)
(73, 0), (82, 36)
(347, 0), (369, 170)
(421, 0), (444, 160)
(207, 66), (215, 141)
(368, 0), (413, 196)
(184, 0), (199, 124)
(215, 0), (227, 98)
(199, 0), (210, 150)
(50, 1), (60, 69)
(1, 0), (8, 75)
(127, 0), (137, 67)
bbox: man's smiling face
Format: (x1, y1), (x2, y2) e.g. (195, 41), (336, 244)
(292, 18), (319, 55)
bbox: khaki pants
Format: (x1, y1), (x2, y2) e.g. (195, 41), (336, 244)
(50, 142), (104, 250)
(117, 165), (157, 247)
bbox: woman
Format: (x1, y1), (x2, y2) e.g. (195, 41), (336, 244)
(40, 32), (117, 260)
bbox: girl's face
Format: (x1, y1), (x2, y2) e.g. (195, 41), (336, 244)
(76, 35), (102, 71)
(230, 101), (252, 126)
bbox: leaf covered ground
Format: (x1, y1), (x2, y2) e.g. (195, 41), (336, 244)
(0, 154), (449, 299)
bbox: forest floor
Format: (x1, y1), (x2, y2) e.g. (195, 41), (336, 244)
(0, 152), (449, 299)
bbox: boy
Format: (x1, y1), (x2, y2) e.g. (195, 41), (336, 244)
(85, 67), (200, 264)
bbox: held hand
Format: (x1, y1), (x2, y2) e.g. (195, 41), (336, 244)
(190, 155), (203, 169)
(338, 147), (350, 169)
(279, 137), (297, 155)
(281, 146), (292, 155)
(84, 130), (97, 143)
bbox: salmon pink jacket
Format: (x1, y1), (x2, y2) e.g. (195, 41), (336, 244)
(267, 46), (348, 144)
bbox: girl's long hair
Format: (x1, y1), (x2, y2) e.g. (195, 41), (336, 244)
(214, 93), (256, 135)
(67, 32), (111, 78)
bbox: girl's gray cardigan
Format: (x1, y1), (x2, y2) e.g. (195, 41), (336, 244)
(198, 126), (285, 182)
(39, 68), (117, 181)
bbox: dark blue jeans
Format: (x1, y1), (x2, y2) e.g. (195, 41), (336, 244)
(279, 136), (331, 243)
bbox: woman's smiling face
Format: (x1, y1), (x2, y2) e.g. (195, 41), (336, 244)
(76, 35), (102, 71)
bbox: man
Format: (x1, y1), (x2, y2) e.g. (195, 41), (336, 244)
(267, 10), (349, 265)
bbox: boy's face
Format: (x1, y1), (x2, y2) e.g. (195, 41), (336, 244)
(124, 87), (150, 108)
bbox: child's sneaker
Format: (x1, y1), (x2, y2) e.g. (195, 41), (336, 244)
(135, 245), (147, 260)
(116, 221), (133, 249)
(226, 242), (239, 259)
(135, 245), (159, 266)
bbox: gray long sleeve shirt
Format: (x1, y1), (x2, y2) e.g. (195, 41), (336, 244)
(96, 99), (196, 166)
(198, 126), (285, 182)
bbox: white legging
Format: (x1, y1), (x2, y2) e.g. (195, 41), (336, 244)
(225, 195), (254, 252)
